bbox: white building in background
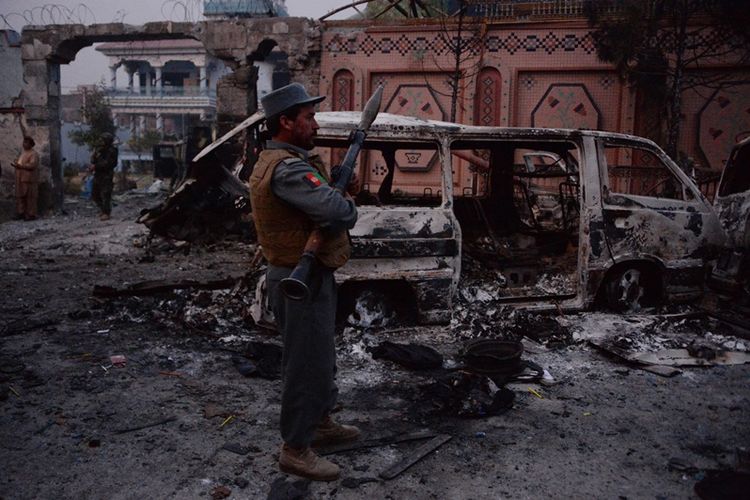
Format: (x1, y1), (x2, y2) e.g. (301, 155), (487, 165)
(96, 39), (230, 138)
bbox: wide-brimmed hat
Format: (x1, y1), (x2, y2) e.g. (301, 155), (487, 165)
(261, 83), (325, 118)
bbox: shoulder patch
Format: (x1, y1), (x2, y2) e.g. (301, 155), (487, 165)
(302, 171), (326, 188)
(280, 158), (307, 169)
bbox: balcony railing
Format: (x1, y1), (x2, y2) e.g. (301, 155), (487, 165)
(465, 0), (620, 20)
(107, 86), (216, 98)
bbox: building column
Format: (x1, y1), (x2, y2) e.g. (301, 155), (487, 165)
(139, 115), (146, 134)
(199, 65), (207, 94)
(154, 66), (163, 94)
(109, 65), (118, 91)
(126, 68), (135, 94)
(145, 70), (152, 96)
(156, 112), (164, 133)
(134, 70), (141, 95)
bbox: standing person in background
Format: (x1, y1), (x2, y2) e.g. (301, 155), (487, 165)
(11, 137), (39, 221)
(90, 132), (118, 221)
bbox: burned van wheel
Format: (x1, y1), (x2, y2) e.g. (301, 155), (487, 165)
(604, 267), (648, 313)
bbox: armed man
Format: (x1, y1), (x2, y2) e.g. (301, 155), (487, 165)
(90, 132), (118, 221)
(250, 83), (360, 481)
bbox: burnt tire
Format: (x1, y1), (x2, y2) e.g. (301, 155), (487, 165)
(604, 266), (651, 313)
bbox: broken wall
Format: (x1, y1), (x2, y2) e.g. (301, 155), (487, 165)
(0, 30), (26, 220)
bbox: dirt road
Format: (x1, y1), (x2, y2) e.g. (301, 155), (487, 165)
(1, 193), (748, 499)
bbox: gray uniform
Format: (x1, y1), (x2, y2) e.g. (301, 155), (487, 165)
(264, 140), (357, 449)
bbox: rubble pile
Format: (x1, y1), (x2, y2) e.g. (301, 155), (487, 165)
(451, 255), (573, 346)
(96, 269), (265, 342)
(569, 312), (749, 355)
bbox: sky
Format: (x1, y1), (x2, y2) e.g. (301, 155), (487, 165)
(0, 0), (352, 90)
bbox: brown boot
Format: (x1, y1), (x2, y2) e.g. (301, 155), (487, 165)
(278, 444), (340, 481)
(311, 415), (361, 448)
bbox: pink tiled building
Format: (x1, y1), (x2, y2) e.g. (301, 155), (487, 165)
(317, 14), (750, 195)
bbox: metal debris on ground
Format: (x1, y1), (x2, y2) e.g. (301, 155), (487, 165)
(112, 415), (177, 434)
(379, 434), (452, 480)
(92, 276), (239, 298)
(318, 430), (437, 456)
(421, 372), (515, 419)
(370, 341), (443, 370)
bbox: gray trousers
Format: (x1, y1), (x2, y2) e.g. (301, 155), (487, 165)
(267, 264), (339, 448)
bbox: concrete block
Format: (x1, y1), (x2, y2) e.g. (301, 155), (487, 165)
(203, 24), (248, 51)
(272, 22), (289, 35)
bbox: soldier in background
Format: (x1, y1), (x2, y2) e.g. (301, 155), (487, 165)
(90, 132), (118, 221)
(11, 137), (40, 221)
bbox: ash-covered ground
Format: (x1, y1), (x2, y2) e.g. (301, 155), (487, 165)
(1, 193), (749, 499)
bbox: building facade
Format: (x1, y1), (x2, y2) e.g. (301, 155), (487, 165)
(318, 8), (750, 195)
(96, 39), (229, 138)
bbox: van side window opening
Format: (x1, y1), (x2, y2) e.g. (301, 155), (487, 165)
(718, 141), (750, 197)
(313, 139), (442, 207)
(449, 139), (581, 298)
(603, 144), (693, 201)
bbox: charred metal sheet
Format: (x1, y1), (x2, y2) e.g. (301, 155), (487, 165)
(351, 239), (457, 258)
(351, 208), (454, 239)
(137, 155), (251, 242)
(715, 194), (750, 249)
(379, 434), (452, 480)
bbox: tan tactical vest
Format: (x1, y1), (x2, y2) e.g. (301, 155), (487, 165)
(249, 148), (351, 269)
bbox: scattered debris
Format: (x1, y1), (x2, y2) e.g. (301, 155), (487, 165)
(210, 485), (232, 500)
(137, 156), (252, 243)
(232, 356), (258, 377)
(93, 277), (238, 298)
(347, 290), (397, 328)
(370, 341), (443, 370)
(379, 434), (452, 480)
(341, 476), (380, 488)
(204, 404), (232, 420)
(113, 415), (177, 434)
(630, 348), (750, 367)
(109, 355), (126, 367)
(242, 341), (283, 380)
(221, 442), (252, 456)
(319, 430), (437, 456)
(1, 317), (59, 337)
(667, 457), (701, 476)
(267, 477), (310, 500)
(421, 372), (515, 418)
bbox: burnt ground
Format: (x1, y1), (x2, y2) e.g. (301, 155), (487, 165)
(1, 192), (749, 500)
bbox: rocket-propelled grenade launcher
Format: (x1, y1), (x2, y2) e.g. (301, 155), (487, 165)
(279, 84), (385, 301)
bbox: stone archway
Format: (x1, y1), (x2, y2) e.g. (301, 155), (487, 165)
(19, 18), (321, 208)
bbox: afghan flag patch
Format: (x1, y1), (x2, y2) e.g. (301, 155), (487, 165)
(302, 171), (326, 188)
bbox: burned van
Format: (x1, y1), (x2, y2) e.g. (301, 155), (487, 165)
(308, 112), (725, 322)
(711, 137), (750, 292)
